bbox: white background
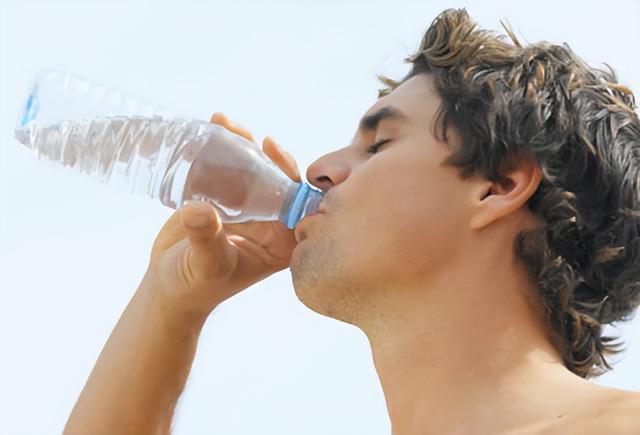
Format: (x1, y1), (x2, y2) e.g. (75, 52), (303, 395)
(1, 1), (639, 434)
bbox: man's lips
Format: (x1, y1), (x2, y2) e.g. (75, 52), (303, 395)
(294, 209), (324, 243)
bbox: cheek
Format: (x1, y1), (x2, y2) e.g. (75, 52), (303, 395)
(340, 172), (467, 285)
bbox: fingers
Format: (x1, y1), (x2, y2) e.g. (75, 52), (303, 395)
(210, 112), (255, 142)
(151, 209), (188, 257)
(210, 112), (301, 182)
(179, 200), (238, 281)
(262, 136), (302, 183)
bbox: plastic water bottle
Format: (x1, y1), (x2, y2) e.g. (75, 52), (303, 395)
(14, 69), (323, 229)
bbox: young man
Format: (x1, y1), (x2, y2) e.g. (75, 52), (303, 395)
(64, 8), (640, 435)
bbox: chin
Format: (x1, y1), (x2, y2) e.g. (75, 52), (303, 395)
(289, 235), (361, 322)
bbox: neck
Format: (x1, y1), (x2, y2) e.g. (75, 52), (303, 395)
(362, 254), (583, 435)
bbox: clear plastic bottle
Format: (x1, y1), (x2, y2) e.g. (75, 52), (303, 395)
(14, 69), (323, 229)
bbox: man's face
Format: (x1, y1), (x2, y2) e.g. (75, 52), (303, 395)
(290, 74), (473, 325)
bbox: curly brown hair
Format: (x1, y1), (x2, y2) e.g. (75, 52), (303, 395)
(379, 8), (640, 379)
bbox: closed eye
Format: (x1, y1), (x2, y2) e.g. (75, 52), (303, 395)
(366, 139), (390, 155)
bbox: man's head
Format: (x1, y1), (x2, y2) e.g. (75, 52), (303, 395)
(290, 8), (640, 379)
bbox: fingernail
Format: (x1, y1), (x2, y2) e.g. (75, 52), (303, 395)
(181, 200), (211, 227)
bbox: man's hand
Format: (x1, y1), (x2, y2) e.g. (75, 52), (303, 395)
(145, 112), (302, 317)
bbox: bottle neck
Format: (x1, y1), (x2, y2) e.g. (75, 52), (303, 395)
(281, 182), (323, 229)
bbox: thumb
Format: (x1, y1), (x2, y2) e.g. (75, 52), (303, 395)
(179, 200), (238, 281)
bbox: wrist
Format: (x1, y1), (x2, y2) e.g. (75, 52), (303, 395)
(136, 280), (211, 340)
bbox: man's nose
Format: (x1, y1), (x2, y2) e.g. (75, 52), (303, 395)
(305, 152), (352, 193)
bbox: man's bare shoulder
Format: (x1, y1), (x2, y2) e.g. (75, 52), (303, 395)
(593, 390), (640, 434)
(550, 388), (640, 435)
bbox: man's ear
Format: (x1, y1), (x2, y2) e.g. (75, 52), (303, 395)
(469, 157), (542, 230)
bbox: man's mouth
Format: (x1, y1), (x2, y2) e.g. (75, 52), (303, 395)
(294, 210), (324, 243)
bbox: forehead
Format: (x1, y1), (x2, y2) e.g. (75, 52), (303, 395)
(363, 74), (440, 125)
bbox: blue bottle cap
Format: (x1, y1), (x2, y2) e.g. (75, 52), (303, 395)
(284, 183), (323, 229)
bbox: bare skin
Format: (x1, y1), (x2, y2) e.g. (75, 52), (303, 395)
(292, 74), (640, 434)
(64, 78), (640, 435)
(63, 113), (302, 435)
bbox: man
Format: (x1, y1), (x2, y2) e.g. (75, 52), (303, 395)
(64, 8), (640, 435)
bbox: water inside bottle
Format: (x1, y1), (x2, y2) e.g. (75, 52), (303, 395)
(15, 115), (290, 222)
(15, 116), (211, 204)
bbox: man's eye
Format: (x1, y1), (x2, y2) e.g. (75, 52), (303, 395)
(366, 139), (390, 155)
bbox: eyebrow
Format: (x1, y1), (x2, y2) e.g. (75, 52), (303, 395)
(358, 105), (409, 132)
